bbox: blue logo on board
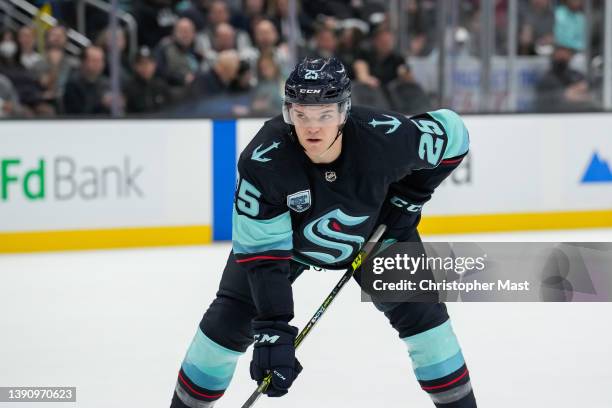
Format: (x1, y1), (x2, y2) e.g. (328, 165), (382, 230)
(581, 152), (612, 183)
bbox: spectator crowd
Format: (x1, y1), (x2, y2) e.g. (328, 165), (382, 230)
(0, 0), (606, 118)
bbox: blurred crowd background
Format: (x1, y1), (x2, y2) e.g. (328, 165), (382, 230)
(0, 0), (610, 118)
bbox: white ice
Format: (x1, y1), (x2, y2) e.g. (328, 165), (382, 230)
(1, 229), (611, 408)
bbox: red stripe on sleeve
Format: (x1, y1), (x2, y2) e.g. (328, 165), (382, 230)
(235, 255), (292, 263)
(441, 157), (464, 165)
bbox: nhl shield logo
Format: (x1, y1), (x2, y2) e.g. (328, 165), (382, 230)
(287, 190), (311, 212)
(325, 171), (337, 182)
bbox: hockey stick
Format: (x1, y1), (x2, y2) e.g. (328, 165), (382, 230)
(240, 224), (387, 408)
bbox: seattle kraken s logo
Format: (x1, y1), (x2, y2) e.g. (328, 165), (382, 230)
(301, 209), (369, 264)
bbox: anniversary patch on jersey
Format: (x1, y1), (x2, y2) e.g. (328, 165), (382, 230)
(287, 190), (311, 212)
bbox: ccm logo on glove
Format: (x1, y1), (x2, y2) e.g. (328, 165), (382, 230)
(253, 333), (280, 344)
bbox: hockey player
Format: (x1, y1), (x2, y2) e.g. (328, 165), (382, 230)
(170, 57), (476, 407)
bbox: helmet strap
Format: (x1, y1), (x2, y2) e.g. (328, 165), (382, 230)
(315, 126), (343, 161)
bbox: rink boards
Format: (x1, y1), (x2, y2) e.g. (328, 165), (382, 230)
(1, 113), (611, 252)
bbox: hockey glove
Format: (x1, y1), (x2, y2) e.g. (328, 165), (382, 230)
(377, 195), (424, 243)
(250, 320), (303, 397)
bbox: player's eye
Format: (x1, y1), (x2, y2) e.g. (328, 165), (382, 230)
(320, 114), (332, 121)
(296, 113), (305, 119)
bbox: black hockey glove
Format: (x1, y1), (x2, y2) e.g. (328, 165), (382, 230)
(377, 195), (425, 243)
(250, 320), (303, 397)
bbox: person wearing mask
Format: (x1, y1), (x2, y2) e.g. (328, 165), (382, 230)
(17, 26), (44, 73)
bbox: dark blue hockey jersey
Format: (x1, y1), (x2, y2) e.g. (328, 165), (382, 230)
(232, 105), (469, 319)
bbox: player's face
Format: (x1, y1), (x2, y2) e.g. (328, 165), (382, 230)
(290, 104), (343, 159)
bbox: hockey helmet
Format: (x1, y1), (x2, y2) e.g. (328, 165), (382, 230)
(283, 57), (351, 127)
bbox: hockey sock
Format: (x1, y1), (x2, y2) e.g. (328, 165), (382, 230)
(172, 328), (243, 408)
(401, 319), (476, 407)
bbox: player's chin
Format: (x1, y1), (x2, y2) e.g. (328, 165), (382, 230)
(302, 139), (323, 150)
(304, 143), (325, 155)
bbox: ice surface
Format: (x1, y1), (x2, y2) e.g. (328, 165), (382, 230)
(1, 229), (611, 408)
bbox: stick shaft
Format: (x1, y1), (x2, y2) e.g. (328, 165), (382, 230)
(240, 224), (387, 408)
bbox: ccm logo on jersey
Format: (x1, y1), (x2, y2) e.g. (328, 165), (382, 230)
(254, 333), (280, 344)
(300, 89), (321, 94)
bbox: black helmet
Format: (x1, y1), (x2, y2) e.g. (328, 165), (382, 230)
(283, 57), (351, 125)
(284, 57), (351, 104)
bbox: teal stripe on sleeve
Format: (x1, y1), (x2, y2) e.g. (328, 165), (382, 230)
(232, 206), (293, 254)
(428, 109), (469, 159)
(401, 319), (462, 369)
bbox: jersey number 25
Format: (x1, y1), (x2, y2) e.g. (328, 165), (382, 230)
(413, 119), (444, 166)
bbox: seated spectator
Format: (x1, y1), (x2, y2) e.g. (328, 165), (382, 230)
(125, 46), (171, 113)
(0, 28), (18, 62)
(405, 0), (436, 57)
(386, 63), (431, 114)
(536, 44), (595, 112)
(202, 22), (254, 66)
(336, 24), (366, 79)
(208, 0), (233, 28)
(250, 53), (283, 116)
(0, 28), (50, 116)
(96, 27), (131, 84)
(17, 26), (44, 73)
(246, 19), (290, 77)
(63, 46), (115, 115)
(196, 0), (253, 63)
(301, 0), (356, 21)
(156, 18), (202, 93)
(193, 49), (241, 96)
(231, 0), (268, 39)
(45, 25), (80, 65)
(554, 0), (586, 53)
(0, 73), (22, 117)
(134, 0), (180, 48)
(269, 0), (311, 44)
(518, 0), (555, 56)
(38, 45), (80, 110)
(230, 46), (262, 116)
(179, 0), (210, 32)
(46, 25), (68, 49)
(353, 28), (405, 88)
(307, 26), (338, 59)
